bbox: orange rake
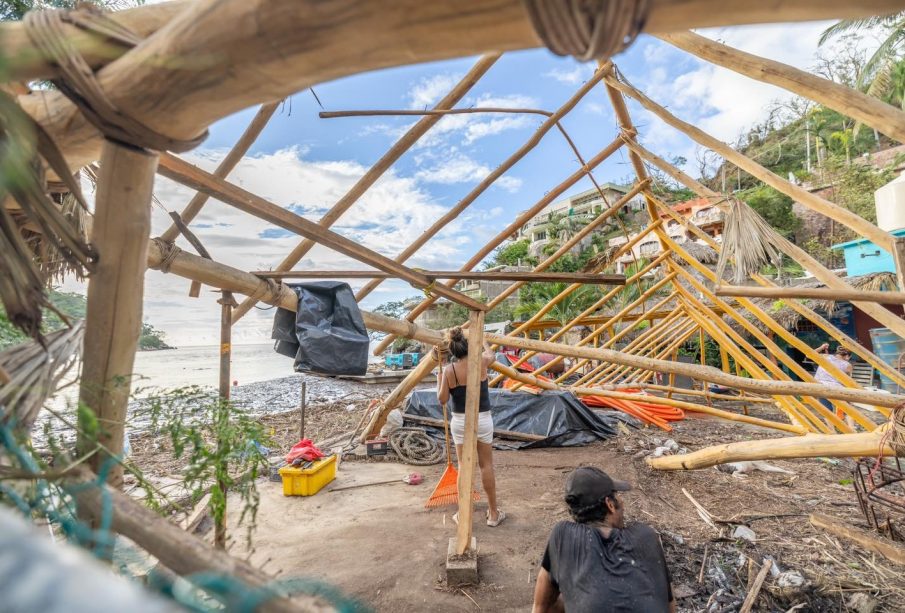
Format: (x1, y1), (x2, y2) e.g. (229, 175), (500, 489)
(425, 398), (479, 508)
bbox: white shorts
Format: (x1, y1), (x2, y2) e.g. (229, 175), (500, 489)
(450, 412), (494, 445)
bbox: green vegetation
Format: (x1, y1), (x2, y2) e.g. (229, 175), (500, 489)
(0, 290), (172, 350)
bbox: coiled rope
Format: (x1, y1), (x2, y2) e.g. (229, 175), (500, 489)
(388, 428), (443, 466)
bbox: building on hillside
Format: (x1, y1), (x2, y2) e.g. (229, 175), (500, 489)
(606, 197), (724, 273)
(513, 184), (645, 256)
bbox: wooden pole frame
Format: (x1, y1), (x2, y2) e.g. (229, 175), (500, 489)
(231, 54), (501, 322)
(77, 142), (158, 490)
(456, 309), (484, 554)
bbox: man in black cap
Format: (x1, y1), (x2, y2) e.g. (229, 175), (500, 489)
(532, 466), (675, 613)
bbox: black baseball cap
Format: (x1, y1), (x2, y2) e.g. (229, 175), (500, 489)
(565, 466), (632, 508)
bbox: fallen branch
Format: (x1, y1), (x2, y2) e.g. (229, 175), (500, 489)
(739, 559), (772, 613)
(809, 512), (905, 566)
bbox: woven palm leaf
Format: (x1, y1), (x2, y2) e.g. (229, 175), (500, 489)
(0, 90), (95, 340)
(716, 198), (786, 285)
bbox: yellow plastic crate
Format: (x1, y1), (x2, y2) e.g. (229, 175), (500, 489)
(278, 455), (337, 496)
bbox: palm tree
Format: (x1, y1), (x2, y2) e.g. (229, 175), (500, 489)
(820, 13), (905, 109)
(515, 283), (601, 328)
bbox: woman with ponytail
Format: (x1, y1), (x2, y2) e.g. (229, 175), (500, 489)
(436, 326), (505, 527)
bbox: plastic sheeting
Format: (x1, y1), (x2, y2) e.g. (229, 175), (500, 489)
(271, 282), (369, 376)
(404, 388), (629, 449)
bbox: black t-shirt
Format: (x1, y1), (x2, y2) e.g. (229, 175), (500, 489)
(541, 521), (673, 612)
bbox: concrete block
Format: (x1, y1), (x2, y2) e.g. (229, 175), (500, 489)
(446, 537), (478, 586)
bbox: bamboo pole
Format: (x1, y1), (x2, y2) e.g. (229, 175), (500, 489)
(716, 285), (905, 304)
(214, 290), (236, 550)
(372, 136), (624, 354)
(17, 0), (905, 171)
(156, 153), (486, 311)
(628, 140), (905, 388)
(665, 251), (867, 430)
(659, 30), (905, 143)
(142, 245), (905, 408)
(456, 309), (484, 555)
(647, 429), (895, 470)
(354, 67), (611, 301)
(160, 101), (281, 243)
(231, 54), (500, 322)
(490, 362), (805, 434)
(605, 73), (895, 253)
(498, 250), (673, 387)
(678, 290), (836, 433)
(253, 270), (625, 284)
(77, 142), (158, 489)
(67, 469), (327, 612)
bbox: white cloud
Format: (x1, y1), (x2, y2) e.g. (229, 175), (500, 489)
(627, 22), (880, 176)
(68, 147), (480, 346)
(414, 154), (523, 192)
(544, 64), (594, 85)
(407, 73), (463, 109)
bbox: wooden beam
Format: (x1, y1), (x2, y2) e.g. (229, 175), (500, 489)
(627, 139), (905, 383)
(156, 153), (487, 311)
(810, 512), (905, 566)
(371, 136), (624, 354)
(142, 245), (905, 408)
(68, 469), (327, 612)
(659, 31), (905, 143)
(250, 270), (626, 284)
(17, 0), (905, 171)
(231, 54), (500, 322)
(159, 101), (281, 243)
(605, 73), (895, 253)
(490, 362), (805, 434)
(456, 310), (484, 555)
(716, 285), (905, 304)
(77, 142), (157, 489)
(647, 430), (895, 470)
(354, 67), (611, 302)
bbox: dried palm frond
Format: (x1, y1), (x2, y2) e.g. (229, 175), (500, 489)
(0, 90), (95, 340)
(716, 198), (786, 285)
(0, 321), (84, 433)
(672, 240), (718, 266)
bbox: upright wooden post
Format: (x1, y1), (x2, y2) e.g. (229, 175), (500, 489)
(456, 309), (485, 555)
(894, 237), (905, 292)
(77, 142), (158, 489)
(215, 290), (236, 550)
(217, 291), (236, 401)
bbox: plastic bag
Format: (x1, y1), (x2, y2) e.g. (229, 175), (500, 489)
(272, 281), (369, 376)
(285, 439), (325, 464)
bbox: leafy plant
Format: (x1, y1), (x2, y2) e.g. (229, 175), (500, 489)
(141, 388), (273, 549)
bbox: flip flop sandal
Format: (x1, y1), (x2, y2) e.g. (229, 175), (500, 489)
(486, 509), (506, 527)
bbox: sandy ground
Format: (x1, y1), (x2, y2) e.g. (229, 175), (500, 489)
(213, 411), (905, 613)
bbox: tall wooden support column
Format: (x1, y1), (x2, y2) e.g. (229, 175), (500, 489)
(217, 291), (236, 401)
(215, 290), (236, 549)
(77, 142), (158, 489)
(456, 309), (485, 555)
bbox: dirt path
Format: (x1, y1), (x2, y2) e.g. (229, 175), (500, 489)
(224, 412), (905, 612)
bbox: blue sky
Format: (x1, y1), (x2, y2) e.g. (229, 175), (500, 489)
(64, 21), (879, 345)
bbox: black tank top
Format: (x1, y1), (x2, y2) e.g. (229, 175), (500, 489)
(448, 365), (491, 414)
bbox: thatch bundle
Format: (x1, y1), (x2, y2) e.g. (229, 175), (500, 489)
(0, 321), (84, 432)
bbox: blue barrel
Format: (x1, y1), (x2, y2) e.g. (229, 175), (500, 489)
(869, 328), (905, 392)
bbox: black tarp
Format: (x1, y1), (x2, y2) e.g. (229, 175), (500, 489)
(271, 282), (369, 376)
(404, 388), (631, 449)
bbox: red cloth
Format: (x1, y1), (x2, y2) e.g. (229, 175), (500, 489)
(285, 439), (325, 463)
